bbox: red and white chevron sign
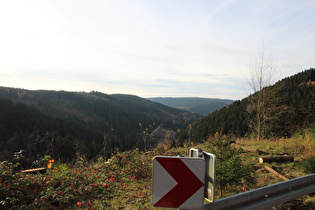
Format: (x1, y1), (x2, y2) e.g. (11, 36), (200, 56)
(152, 156), (205, 209)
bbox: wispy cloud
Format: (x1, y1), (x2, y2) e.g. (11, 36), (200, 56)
(0, 0), (314, 100)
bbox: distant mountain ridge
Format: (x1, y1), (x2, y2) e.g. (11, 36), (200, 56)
(147, 97), (234, 115)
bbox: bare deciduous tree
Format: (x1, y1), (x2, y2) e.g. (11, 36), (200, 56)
(246, 43), (279, 140)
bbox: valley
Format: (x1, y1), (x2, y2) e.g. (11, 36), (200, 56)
(0, 68), (314, 209)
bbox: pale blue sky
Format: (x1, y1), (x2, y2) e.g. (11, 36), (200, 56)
(0, 0), (314, 100)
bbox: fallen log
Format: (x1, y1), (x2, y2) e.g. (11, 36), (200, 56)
(264, 166), (289, 181)
(21, 168), (46, 174)
(259, 156), (294, 163)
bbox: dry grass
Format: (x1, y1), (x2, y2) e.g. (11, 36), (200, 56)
(235, 131), (315, 209)
(282, 130), (315, 159)
(236, 129), (315, 160)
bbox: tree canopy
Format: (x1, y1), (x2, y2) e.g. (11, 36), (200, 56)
(177, 68), (315, 144)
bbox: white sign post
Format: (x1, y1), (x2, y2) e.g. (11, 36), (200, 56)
(190, 148), (216, 202)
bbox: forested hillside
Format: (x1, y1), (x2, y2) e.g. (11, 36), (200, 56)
(148, 97), (233, 115)
(0, 88), (200, 165)
(177, 68), (315, 144)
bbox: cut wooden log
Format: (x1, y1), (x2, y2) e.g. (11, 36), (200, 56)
(259, 156), (294, 163)
(264, 166), (289, 181)
(21, 168), (46, 174)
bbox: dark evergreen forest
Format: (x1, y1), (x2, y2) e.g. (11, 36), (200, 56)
(177, 68), (315, 144)
(0, 89), (200, 165)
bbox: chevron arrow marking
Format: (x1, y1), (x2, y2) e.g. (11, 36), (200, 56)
(153, 157), (204, 208)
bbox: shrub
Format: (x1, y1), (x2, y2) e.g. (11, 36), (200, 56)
(302, 156), (315, 174)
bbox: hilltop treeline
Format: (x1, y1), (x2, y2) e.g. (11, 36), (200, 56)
(0, 89), (200, 164)
(177, 68), (315, 144)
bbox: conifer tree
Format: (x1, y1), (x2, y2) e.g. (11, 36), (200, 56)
(209, 131), (252, 197)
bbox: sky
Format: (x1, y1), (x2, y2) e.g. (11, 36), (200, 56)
(0, 0), (314, 100)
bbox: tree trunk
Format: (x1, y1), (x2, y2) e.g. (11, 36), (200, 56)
(259, 156), (294, 163)
(21, 168), (46, 174)
(264, 166), (289, 181)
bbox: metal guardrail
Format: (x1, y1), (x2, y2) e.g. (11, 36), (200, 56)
(203, 173), (315, 210)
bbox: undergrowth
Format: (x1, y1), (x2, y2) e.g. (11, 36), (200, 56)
(1, 130), (314, 209)
(0, 149), (153, 209)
